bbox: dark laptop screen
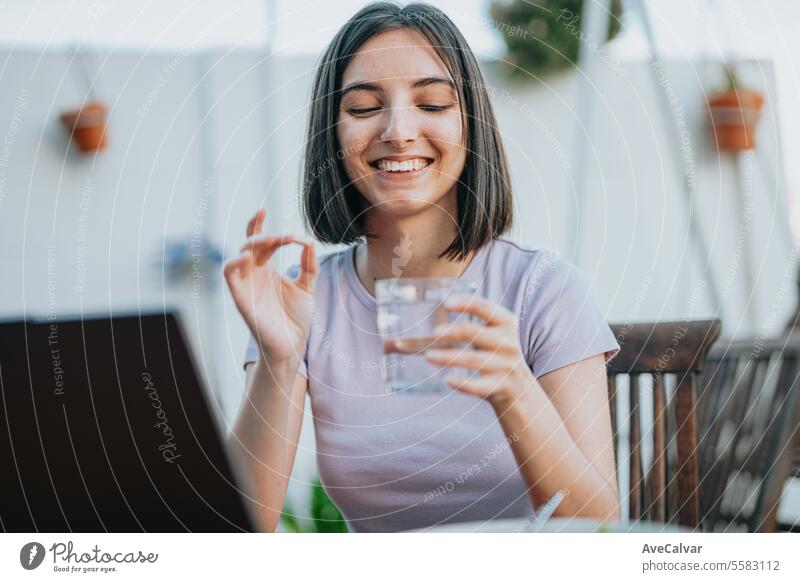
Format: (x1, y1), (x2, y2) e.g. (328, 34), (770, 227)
(0, 312), (253, 532)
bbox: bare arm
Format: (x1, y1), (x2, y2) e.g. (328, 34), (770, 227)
(496, 354), (620, 521)
(228, 360), (308, 532)
(223, 208), (318, 532)
(425, 296), (619, 521)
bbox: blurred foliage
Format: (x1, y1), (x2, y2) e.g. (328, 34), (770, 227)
(156, 238), (224, 284)
(280, 477), (348, 533)
(490, 0), (623, 79)
(723, 63), (743, 92)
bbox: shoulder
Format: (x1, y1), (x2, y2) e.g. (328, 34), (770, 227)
(487, 237), (561, 265)
(487, 238), (598, 327)
(493, 241), (619, 376)
(487, 237), (569, 291)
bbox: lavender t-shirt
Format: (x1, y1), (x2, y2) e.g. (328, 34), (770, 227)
(244, 237), (620, 532)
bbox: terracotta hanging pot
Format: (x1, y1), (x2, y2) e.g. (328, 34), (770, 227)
(707, 89), (764, 152)
(59, 101), (108, 153)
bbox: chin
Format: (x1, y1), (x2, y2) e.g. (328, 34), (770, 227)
(372, 194), (437, 216)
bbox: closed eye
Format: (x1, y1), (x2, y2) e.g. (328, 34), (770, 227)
(418, 104), (453, 112)
(348, 105), (453, 116)
(348, 107), (381, 116)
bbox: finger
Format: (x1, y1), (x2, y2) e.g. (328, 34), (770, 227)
(384, 336), (444, 355)
(424, 348), (512, 373)
(430, 322), (513, 353)
(443, 374), (500, 398)
(383, 326), (507, 355)
(223, 251), (255, 281)
(247, 209), (261, 238)
(246, 209), (265, 237)
(443, 294), (516, 327)
(253, 208), (265, 235)
(239, 234), (296, 264)
(296, 240), (318, 293)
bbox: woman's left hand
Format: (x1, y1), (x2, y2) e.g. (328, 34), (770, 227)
(424, 295), (537, 409)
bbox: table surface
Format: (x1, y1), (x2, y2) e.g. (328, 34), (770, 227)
(415, 518), (692, 533)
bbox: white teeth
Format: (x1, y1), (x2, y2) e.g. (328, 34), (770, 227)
(376, 158), (430, 172)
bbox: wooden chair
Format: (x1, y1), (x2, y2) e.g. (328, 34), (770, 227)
(607, 319), (722, 529)
(697, 333), (800, 532)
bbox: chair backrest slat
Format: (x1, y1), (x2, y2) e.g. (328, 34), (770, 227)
(629, 373), (642, 521)
(752, 353), (800, 531)
(698, 335), (800, 532)
(608, 319), (721, 529)
(608, 374), (619, 471)
(673, 373), (701, 527)
(650, 372), (667, 522)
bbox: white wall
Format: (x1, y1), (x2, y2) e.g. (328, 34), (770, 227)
(482, 58), (796, 340)
(1, 47), (796, 520)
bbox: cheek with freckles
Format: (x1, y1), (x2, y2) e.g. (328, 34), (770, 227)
(336, 122), (372, 181)
(430, 116), (465, 179)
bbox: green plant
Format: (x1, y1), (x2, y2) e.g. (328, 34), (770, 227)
(490, 0), (623, 79)
(280, 477), (348, 533)
(724, 65), (741, 92)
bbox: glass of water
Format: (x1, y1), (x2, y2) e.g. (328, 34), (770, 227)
(376, 277), (480, 393)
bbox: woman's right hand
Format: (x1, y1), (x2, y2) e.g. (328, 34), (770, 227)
(224, 209), (318, 367)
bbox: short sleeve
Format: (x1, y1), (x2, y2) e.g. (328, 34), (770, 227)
(242, 263), (309, 378)
(520, 253), (620, 378)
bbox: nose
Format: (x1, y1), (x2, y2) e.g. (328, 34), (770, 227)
(379, 105), (417, 147)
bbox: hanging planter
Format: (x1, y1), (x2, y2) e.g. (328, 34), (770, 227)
(59, 101), (108, 153)
(489, 0), (624, 80)
(59, 48), (109, 154)
(707, 69), (764, 152)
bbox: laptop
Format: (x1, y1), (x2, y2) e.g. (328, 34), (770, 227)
(0, 311), (256, 532)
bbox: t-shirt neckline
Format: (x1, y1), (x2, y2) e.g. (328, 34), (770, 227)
(343, 239), (492, 311)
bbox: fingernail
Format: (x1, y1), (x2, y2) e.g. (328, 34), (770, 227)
(433, 325), (448, 334)
(425, 350), (445, 359)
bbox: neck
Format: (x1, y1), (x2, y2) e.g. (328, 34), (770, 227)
(354, 201), (476, 296)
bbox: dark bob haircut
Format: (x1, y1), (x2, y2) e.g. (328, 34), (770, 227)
(302, 1), (513, 261)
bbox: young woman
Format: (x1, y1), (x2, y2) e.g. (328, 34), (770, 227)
(225, 2), (620, 533)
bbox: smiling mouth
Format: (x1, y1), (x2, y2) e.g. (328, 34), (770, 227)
(369, 158), (433, 173)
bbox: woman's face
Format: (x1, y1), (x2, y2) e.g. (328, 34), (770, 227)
(336, 28), (467, 218)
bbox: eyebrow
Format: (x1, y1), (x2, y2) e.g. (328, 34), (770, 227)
(340, 76), (456, 98)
